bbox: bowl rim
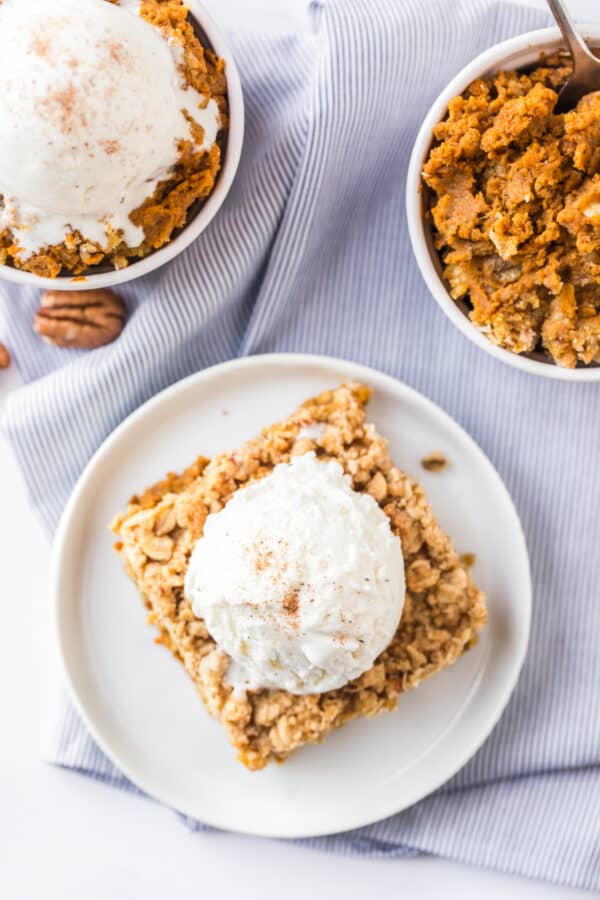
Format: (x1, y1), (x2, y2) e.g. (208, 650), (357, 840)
(406, 24), (600, 382)
(0, 0), (245, 292)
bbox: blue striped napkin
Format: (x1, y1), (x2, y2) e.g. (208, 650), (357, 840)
(1, 0), (599, 890)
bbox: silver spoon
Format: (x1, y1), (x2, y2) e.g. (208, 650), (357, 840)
(547, 0), (600, 112)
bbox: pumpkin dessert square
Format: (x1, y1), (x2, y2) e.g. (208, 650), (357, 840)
(112, 384), (486, 770)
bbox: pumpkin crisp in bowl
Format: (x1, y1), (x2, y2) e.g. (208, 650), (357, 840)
(421, 51), (600, 370)
(407, 26), (600, 378)
(0, 0), (234, 283)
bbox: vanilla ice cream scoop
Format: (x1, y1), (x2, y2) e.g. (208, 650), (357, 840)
(0, 0), (220, 257)
(185, 453), (405, 695)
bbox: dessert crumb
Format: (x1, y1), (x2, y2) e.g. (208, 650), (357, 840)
(461, 553), (476, 568)
(0, 342), (11, 369)
(421, 451), (448, 472)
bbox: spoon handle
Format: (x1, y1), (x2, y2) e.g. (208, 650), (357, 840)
(546, 0), (597, 69)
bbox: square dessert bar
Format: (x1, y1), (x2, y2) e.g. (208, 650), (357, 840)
(112, 384), (487, 770)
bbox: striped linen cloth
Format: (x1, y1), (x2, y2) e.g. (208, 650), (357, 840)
(1, 0), (599, 889)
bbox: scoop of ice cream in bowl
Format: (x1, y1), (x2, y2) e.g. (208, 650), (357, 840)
(0, 0), (244, 290)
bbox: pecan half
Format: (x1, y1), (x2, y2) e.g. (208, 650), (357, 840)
(0, 342), (10, 369)
(34, 289), (126, 349)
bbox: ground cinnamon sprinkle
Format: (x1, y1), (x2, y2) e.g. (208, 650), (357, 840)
(42, 83), (88, 134)
(253, 544), (274, 572)
(281, 589), (300, 620)
(101, 140), (121, 156)
(106, 39), (127, 65)
(31, 32), (52, 60)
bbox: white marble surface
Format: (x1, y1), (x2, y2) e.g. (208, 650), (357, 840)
(0, 0), (595, 897)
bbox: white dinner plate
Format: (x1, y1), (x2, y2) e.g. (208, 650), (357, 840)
(53, 353), (531, 838)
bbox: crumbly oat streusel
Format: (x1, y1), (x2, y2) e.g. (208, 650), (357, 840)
(112, 384), (487, 770)
(423, 53), (600, 368)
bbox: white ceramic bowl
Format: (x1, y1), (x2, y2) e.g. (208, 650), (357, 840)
(0, 0), (244, 293)
(407, 25), (600, 382)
